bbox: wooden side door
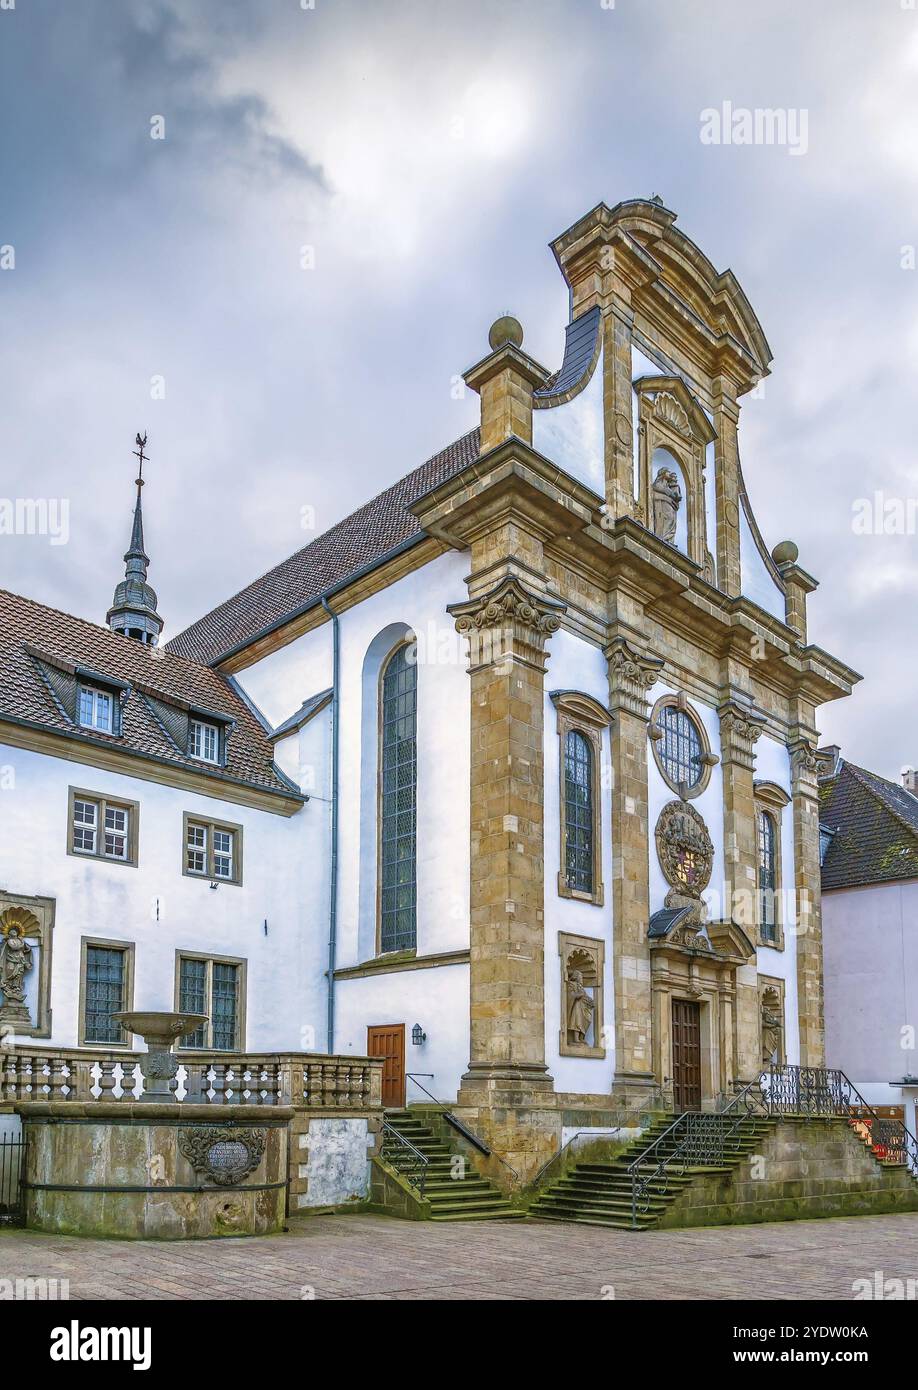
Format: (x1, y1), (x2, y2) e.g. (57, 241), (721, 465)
(671, 999), (702, 1112)
(367, 1024), (406, 1109)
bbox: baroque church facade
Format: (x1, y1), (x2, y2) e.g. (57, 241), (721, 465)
(0, 199), (859, 1179)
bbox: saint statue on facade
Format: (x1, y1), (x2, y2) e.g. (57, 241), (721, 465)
(0, 925), (33, 1007)
(566, 969), (594, 1045)
(652, 466), (682, 543)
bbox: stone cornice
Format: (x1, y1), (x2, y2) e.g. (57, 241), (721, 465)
(448, 575), (566, 673)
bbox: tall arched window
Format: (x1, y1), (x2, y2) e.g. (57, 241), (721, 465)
(564, 729), (594, 896)
(757, 809), (777, 944)
(379, 644), (417, 953)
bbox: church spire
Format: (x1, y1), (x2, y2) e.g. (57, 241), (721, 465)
(106, 433), (164, 645)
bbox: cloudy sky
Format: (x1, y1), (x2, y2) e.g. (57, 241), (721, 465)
(1, 0), (916, 777)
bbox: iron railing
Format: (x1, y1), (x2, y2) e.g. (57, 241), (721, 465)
(627, 1065), (918, 1227)
(380, 1119), (429, 1197)
(405, 1073), (522, 1187)
(0, 1134), (26, 1226)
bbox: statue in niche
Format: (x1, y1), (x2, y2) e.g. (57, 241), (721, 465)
(566, 968), (595, 1046)
(652, 466), (682, 544)
(0, 925), (34, 1022)
(761, 989), (783, 1068)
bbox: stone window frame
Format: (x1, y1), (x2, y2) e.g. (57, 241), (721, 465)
(759, 974), (786, 1067)
(67, 786), (140, 868)
(558, 930), (606, 1059)
(550, 690), (611, 907)
(648, 691), (718, 801)
(174, 951), (247, 1052)
(753, 781), (790, 951)
(78, 935), (135, 1048)
(182, 811), (244, 887)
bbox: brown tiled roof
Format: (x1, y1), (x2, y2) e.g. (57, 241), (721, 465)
(167, 428), (481, 667)
(820, 759), (918, 890)
(0, 589), (299, 801)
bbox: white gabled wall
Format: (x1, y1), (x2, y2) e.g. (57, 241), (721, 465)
(753, 734), (800, 1065)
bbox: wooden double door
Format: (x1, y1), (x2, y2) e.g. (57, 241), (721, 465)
(367, 1024), (405, 1108)
(671, 999), (702, 1111)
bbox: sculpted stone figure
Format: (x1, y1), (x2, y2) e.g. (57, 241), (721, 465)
(652, 466), (682, 543)
(566, 969), (594, 1045)
(0, 926), (32, 1003)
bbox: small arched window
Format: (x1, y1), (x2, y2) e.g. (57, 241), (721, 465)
(379, 644), (417, 953)
(649, 694), (716, 799)
(564, 730), (594, 896)
(757, 810), (777, 943)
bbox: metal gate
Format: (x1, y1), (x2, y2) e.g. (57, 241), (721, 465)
(0, 1134), (26, 1226)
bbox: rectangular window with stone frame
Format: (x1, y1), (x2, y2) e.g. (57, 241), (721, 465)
(68, 787), (139, 866)
(753, 781), (790, 950)
(79, 937), (134, 1046)
(176, 953), (245, 1051)
(182, 812), (243, 886)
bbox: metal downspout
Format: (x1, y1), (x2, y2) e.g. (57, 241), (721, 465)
(321, 597), (340, 1053)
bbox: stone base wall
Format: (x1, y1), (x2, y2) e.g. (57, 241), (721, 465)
(21, 1102), (292, 1240)
(368, 1156), (432, 1220)
(657, 1117), (918, 1230)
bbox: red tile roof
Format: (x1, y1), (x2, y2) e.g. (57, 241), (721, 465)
(820, 759), (918, 890)
(167, 429), (481, 667)
(0, 588), (299, 801)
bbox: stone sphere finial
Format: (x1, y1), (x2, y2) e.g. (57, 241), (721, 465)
(772, 539), (799, 566)
(488, 315), (523, 351)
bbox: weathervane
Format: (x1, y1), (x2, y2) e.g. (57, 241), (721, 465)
(133, 431), (148, 489)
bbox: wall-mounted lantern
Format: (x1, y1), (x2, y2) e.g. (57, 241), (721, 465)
(411, 1023), (426, 1046)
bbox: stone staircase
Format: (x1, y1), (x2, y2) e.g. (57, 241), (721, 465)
(530, 1109), (918, 1231)
(530, 1113), (776, 1230)
(380, 1109), (524, 1221)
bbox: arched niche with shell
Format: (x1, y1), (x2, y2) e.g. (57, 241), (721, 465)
(634, 374), (717, 584)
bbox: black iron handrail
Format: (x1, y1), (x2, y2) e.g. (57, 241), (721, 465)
(626, 1065), (918, 1227)
(761, 1065), (918, 1168)
(627, 1072), (767, 1227)
(530, 1126), (629, 1190)
(380, 1120), (429, 1197)
(405, 1073), (522, 1186)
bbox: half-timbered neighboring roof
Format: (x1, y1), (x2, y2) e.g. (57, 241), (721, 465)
(167, 428), (481, 668)
(819, 755), (918, 890)
(0, 588), (300, 801)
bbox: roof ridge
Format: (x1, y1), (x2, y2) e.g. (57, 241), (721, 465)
(167, 426), (481, 665)
(844, 761), (918, 846)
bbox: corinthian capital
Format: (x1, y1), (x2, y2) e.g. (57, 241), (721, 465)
(448, 575), (566, 673)
(717, 698), (766, 771)
(603, 636), (664, 717)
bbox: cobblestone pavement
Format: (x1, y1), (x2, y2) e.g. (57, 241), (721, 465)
(2, 1212), (917, 1300)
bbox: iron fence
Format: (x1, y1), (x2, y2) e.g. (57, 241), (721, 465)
(0, 1134), (25, 1226)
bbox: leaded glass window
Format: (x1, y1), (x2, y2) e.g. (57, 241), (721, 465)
(178, 957), (240, 1051)
(380, 644), (417, 953)
(212, 963), (239, 1050)
(84, 945), (127, 1044)
(564, 730), (594, 894)
(758, 810), (777, 942)
(179, 958), (208, 1048)
(656, 705), (704, 790)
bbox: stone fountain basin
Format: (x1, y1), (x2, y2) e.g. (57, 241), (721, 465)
(112, 1011), (208, 1046)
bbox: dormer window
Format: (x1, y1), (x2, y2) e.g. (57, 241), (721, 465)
(190, 719), (220, 764)
(78, 684), (115, 734)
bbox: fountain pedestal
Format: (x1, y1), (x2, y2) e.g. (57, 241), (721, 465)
(112, 1009), (208, 1102)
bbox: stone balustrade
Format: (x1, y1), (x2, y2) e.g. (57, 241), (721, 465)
(2, 1047), (383, 1111)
